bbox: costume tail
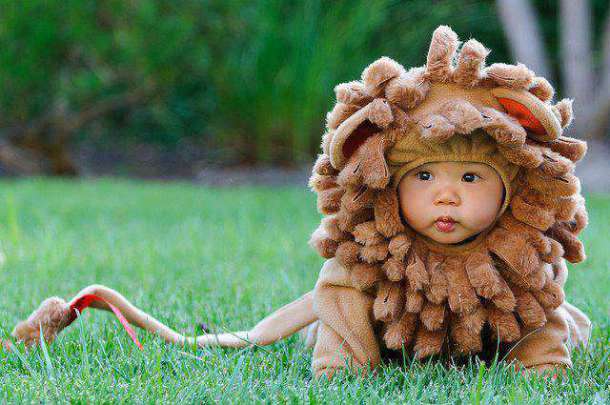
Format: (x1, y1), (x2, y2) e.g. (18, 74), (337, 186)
(3, 284), (316, 350)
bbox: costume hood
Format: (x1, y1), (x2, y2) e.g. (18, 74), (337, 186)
(308, 26), (588, 358)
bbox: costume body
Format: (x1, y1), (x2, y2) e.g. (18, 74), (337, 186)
(307, 257), (590, 378)
(305, 25), (592, 377)
(3, 26), (592, 380)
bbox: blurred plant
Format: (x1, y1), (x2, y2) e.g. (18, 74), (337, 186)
(203, 0), (389, 163)
(0, 0), (607, 175)
(0, 0), (209, 175)
(203, 0), (508, 164)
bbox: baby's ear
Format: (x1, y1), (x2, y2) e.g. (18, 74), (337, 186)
(329, 99), (392, 169)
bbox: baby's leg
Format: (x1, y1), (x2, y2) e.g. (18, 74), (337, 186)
(312, 285), (380, 379)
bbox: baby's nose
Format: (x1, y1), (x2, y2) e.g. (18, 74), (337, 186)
(434, 188), (461, 206)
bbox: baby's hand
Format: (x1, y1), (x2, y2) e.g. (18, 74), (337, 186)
(521, 363), (568, 380)
(314, 365), (378, 380)
(314, 367), (338, 380)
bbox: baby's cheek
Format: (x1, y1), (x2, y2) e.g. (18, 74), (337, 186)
(400, 195), (430, 230)
(401, 201), (424, 228)
(464, 192), (501, 229)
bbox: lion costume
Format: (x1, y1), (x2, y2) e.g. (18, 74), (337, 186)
(3, 26), (591, 378)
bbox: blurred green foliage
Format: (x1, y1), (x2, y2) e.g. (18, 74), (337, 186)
(203, 0), (510, 163)
(0, 0), (607, 167)
(0, 0), (209, 140)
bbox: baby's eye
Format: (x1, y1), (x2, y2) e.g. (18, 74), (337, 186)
(462, 173), (480, 183)
(416, 171), (432, 181)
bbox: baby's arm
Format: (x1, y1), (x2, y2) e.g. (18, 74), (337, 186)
(311, 259), (381, 379)
(505, 259), (591, 376)
(504, 306), (572, 373)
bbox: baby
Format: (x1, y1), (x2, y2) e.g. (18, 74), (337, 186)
(305, 26), (591, 378)
(5, 26), (592, 381)
(308, 131), (590, 379)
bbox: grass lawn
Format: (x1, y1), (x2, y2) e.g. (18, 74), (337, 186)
(0, 178), (608, 403)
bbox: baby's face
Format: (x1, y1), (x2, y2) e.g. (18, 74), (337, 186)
(397, 161), (504, 244)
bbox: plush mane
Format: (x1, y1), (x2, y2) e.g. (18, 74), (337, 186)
(308, 26), (588, 358)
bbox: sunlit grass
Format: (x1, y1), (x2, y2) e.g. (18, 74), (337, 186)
(0, 178), (608, 402)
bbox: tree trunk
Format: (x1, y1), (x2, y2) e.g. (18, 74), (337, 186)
(0, 140), (44, 175)
(0, 86), (151, 176)
(560, 0), (596, 139)
(496, 0), (552, 79)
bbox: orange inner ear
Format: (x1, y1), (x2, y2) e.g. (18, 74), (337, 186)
(497, 97), (546, 136)
(342, 120), (382, 161)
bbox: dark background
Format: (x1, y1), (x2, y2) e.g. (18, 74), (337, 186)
(0, 0), (608, 184)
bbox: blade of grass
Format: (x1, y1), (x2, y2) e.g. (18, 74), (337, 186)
(38, 323), (55, 382)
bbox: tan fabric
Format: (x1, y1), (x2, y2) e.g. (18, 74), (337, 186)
(505, 259), (591, 369)
(312, 259), (381, 377)
(308, 257), (590, 376)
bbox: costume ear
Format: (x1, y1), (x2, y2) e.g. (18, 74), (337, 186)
(491, 88), (561, 141)
(341, 120), (382, 161)
(329, 99), (392, 169)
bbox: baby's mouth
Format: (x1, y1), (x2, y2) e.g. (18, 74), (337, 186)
(434, 216), (457, 233)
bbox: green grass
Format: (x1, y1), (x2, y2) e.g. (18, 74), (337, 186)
(0, 178), (608, 403)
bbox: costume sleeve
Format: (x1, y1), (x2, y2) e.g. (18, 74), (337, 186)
(551, 259), (592, 347)
(504, 307), (572, 369)
(311, 259), (381, 378)
(505, 259), (591, 370)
